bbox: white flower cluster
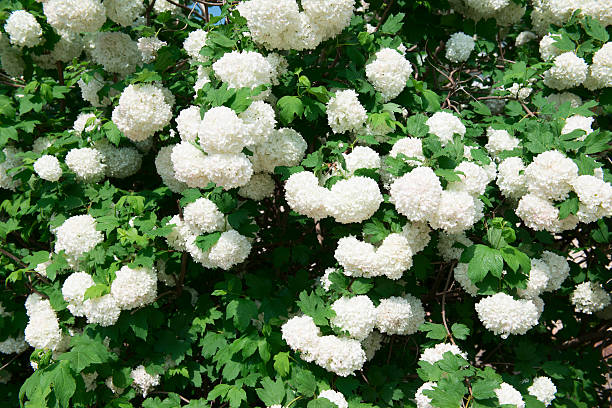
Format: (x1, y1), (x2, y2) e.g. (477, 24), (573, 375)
(0, 146), (23, 191)
(138, 37), (166, 63)
(34, 155), (62, 182)
(0, 335), (27, 354)
(495, 382), (525, 408)
(531, 0), (611, 35)
(24, 294), (62, 351)
(237, 0), (354, 51)
(445, 32), (475, 63)
(528, 377), (557, 406)
(326, 89), (368, 134)
(318, 390), (348, 408)
(390, 137), (425, 166)
(43, 0), (107, 34)
(419, 343), (467, 364)
(183, 198), (225, 234)
(212, 51), (275, 96)
(285, 171), (382, 224)
(547, 92), (582, 108)
(65, 147), (106, 182)
(570, 281), (611, 314)
(543, 52), (588, 90)
(54, 214), (104, 260)
(365, 48), (413, 101)
(33, 34), (84, 69)
(331, 295), (376, 341)
(438, 232), (473, 261)
(4, 10), (43, 48)
(561, 115), (594, 140)
(250, 127), (306, 173)
(73, 112), (100, 135)
(111, 266), (157, 310)
(374, 295), (425, 335)
(238, 173), (276, 201)
(183, 29), (208, 62)
(112, 84), (173, 142)
(584, 42), (612, 90)
(175, 106), (201, 143)
(155, 145), (188, 193)
(78, 74), (112, 107)
(448, 0), (525, 26)
(104, 0), (144, 26)
(95, 140), (143, 179)
(496, 157), (527, 199)
(572, 175), (612, 223)
(415, 381), (436, 408)
(475, 293), (541, 338)
(484, 127), (520, 159)
(61, 271), (120, 326)
(90, 32), (142, 75)
(130, 365), (160, 397)
(425, 112), (466, 145)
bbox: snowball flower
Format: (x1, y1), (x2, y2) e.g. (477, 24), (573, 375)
(238, 173), (276, 201)
(326, 176), (382, 224)
(447, 161), (491, 197)
(390, 137), (425, 165)
(438, 232), (473, 261)
(208, 230), (252, 270)
(65, 148), (106, 182)
(429, 190), (481, 234)
(110, 266), (157, 310)
(454, 263), (479, 296)
(281, 315), (321, 352)
(90, 32), (142, 75)
(584, 42), (612, 90)
(5, 10), (42, 48)
(517, 259), (551, 299)
(524, 150), (578, 201)
(445, 32), (475, 62)
(365, 48), (413, 101)
(171, 142), (210, 188)
(250, 128), (307, 173)
(362, 330), (383, 361)
(83, 294), (121, 326)
(516, 194), (568, 232)
(112, 84), (173, 142)
(543, 52), (588, 90)
(203, 153), (254, 190)
(239, 100), (276, 145)
(137, 36), (166, 63)
(495, 383), (525, 408)
(343, 146), (381, 174)
(78, 74), (111, 107)
(183, 29), (208, 61)
(284, 171), (330, 220)
(62, 272), (95, 316)
(43, 0), (107, 34)
(95, 140), (143, 179)
(318, 390), (348, 408)
(212, 50), (274, 93)
(198, 106), (248, 153)
(176, 106), (202, 143)
(539, 34), (562, 60)
(73, 112), (100, 134)
(155, 145), (187, 193)
(570, 282), (611, 314)
(334, 236), (381, 278)
(496, 157), (527, 199)
(130, 365), (160, 397)
(331, 295), (376, 341)
(415, 382), (436, 408)
(34, 155), (62, 182)
(540, 251), (570, 292)
(0, 336), (27, 354)
(426, 112), (465, 145)
(54, 214), (103, 259)
(104, 0), (145, 26)
(485, 127), (520, 158)
(561, 115), (594, 139)
(314, 335), (366, 377)
(528, 377), (556, 406)
(375, 295), (425, 335)
(419, 343), (467, 364)
(546, 92), (582, 108)
(571, 175), (612, 222)
(183, 198), (225, 234)
(475, 293), (540, 338)
(390, 167), (442, 222)
(326, 90), (367, 134)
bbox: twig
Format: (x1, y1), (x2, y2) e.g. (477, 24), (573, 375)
(0, 248), (26, 267)
(0, 350), (25, 371)
(145, 0), (156, 25)
(374, 0), (396, 32)
(441, 265), (456, 345)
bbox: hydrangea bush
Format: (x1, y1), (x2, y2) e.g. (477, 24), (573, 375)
(0, 0), (611, 407)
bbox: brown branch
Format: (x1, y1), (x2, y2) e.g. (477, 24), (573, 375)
(163, 0), (206, 20)
(375, 0), (397, 32)
(0, 247), (26, 267)
(0, 350), (25, 371)
(441, 264), (456, 345)
(145, 0), (156, 25)
(560, 324), (612, 349)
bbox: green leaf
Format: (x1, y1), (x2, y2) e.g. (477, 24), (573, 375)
(422, 89), (440, 112)
(57, 334), (112, 372)
(83, 283), (110, 301)
(307, 399), (336, 408)
(582, 16), (609, 42)
(423, 376), (466, 408)
(255, 377), (285, 406)
(196, 232), (222, 252)
(207, 32), (236, 48)
(542, 361), (571, 379)
(296, 291), (335, 326)
(226, 298), (258, 331)
(471, 378), (500, 400)
(451, 323), (470, 340)
(419, 323), (447, 340)
(227, 387), (247, 408)
(49, 361), (76, 408)
(500, 246), (531, 275)
(362, 219), (390, 244)
(302, 151), (324, 169)
(273, 352), (290, 377)
(380, 13), (405, 34)
(462, 245), (504, 283)
(277, 96), (304, 124)
(556, 193), (579, 219)
(293, 369), (317, 397)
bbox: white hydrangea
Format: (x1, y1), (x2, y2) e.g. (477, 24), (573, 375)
(90, 32), (142, 75)
(331, 296), (376, 341)
(198, 107), (248, 153)
(239, 101), (276, 145)
(495, 383), (525, 408)
(362, 330), (383, 360)
(562, 115), (594, 140)
(250, 128), (307, 173)
(543, 52), (588, 90)
(82, 294), (121, 327)
(314, 335), (366, 377)
(516, 194), (569, 232)
(375, 234), (414, 279)
(540, 251), (570, 292)
(33, 34), (83, 69)
(415, 382), (436, 408)
(343, 146), (380, 175)
(73, 113), (100, 135)
(238, 173), (275, 201)
(65, 147), (106, 182)
(429, 191), (482, 234)
(326, 90), (368, 134)
(208, 230), (252, 270)
(213, 50), (274, 94)
(236, 0), (301, 51)
(546, 92), (582, 108)
(130, 365), (160, 397)
(539, 34), (562, 60)
(584, 42), (612, 90)
(266, 53), (288, 85)
(112, 84), (173, 142)
(183, 198), (225, 235)
(438, 232), (473, 261)
(54, 214), (103, 259)
(319, 268), (335, 292)
(43, 0), (107, 34)
(517, 259), (551, 299)
(375, 295), (425, 335)
(571, 175), (612, 222)
(450, 0), (525, 26)
(0, 146), (22, 190)
(281, 315), (321, 352)
(525, 150), (578, 201)
(175, 106), (202, 143)
(365, 48), (413, 101)
(78, 74), (111, 107)
(4, 10), (42, 48)
(301, 0), (354, 42)
(318, 390), (348, 408)
(400, 222), (431, 254)
(155, 145), (187, 193)
(104, 0), (144, 26)
(171, 142), (210, 188)
(34, 155), (62, 182)
(334, 236), (380, 278)
(153, 0), (178, 13)
(447, 161), (491, 197)
(454, 263), (479, 296)
(445, 32), (475, 62)
(33, 137), (53, 155)
(0, 335), (27, 354)
(284, 171), (330, 220)
(390, 137), (425, 165)
(94, 140), (143, 179)
(62, 272), (95, 317)
(570, 281), (611, 314)
(326, 177), (382, 224)
(528, 377), (556, 406)
(390, 167), (442, 222)
(426, 112), (466, 145)
(0, 47), (25, 78)
(24, 294), (62, 350)
(496, 157), (527, 199)
(110, 266), (157, 310)
(475, 293), (541, 339)
(485, 128), (520, 158)
(204, 153), (254, 190)
(183, 29), (208, 62)
(419, 343), (467, 364)
(515, 31), (537, 46)
(137, 36), (166, 63)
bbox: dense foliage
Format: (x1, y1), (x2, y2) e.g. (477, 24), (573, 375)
(0, 0), (611, 407)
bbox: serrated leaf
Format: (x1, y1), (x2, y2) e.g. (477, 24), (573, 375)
(255, 377), (285, 406)
(294, 369), (317, 397)
(83, 283), (110, 301)
(277, 96), (304, 124)
(196, 232), (222, 252)
(226, 298), (258, 331)
(451, 323), (470, 340)
(381, 13), (404, 34)
(419, 323), (447, 340)
(462, 245), (504, 283)
(273, 352), (290, 377)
